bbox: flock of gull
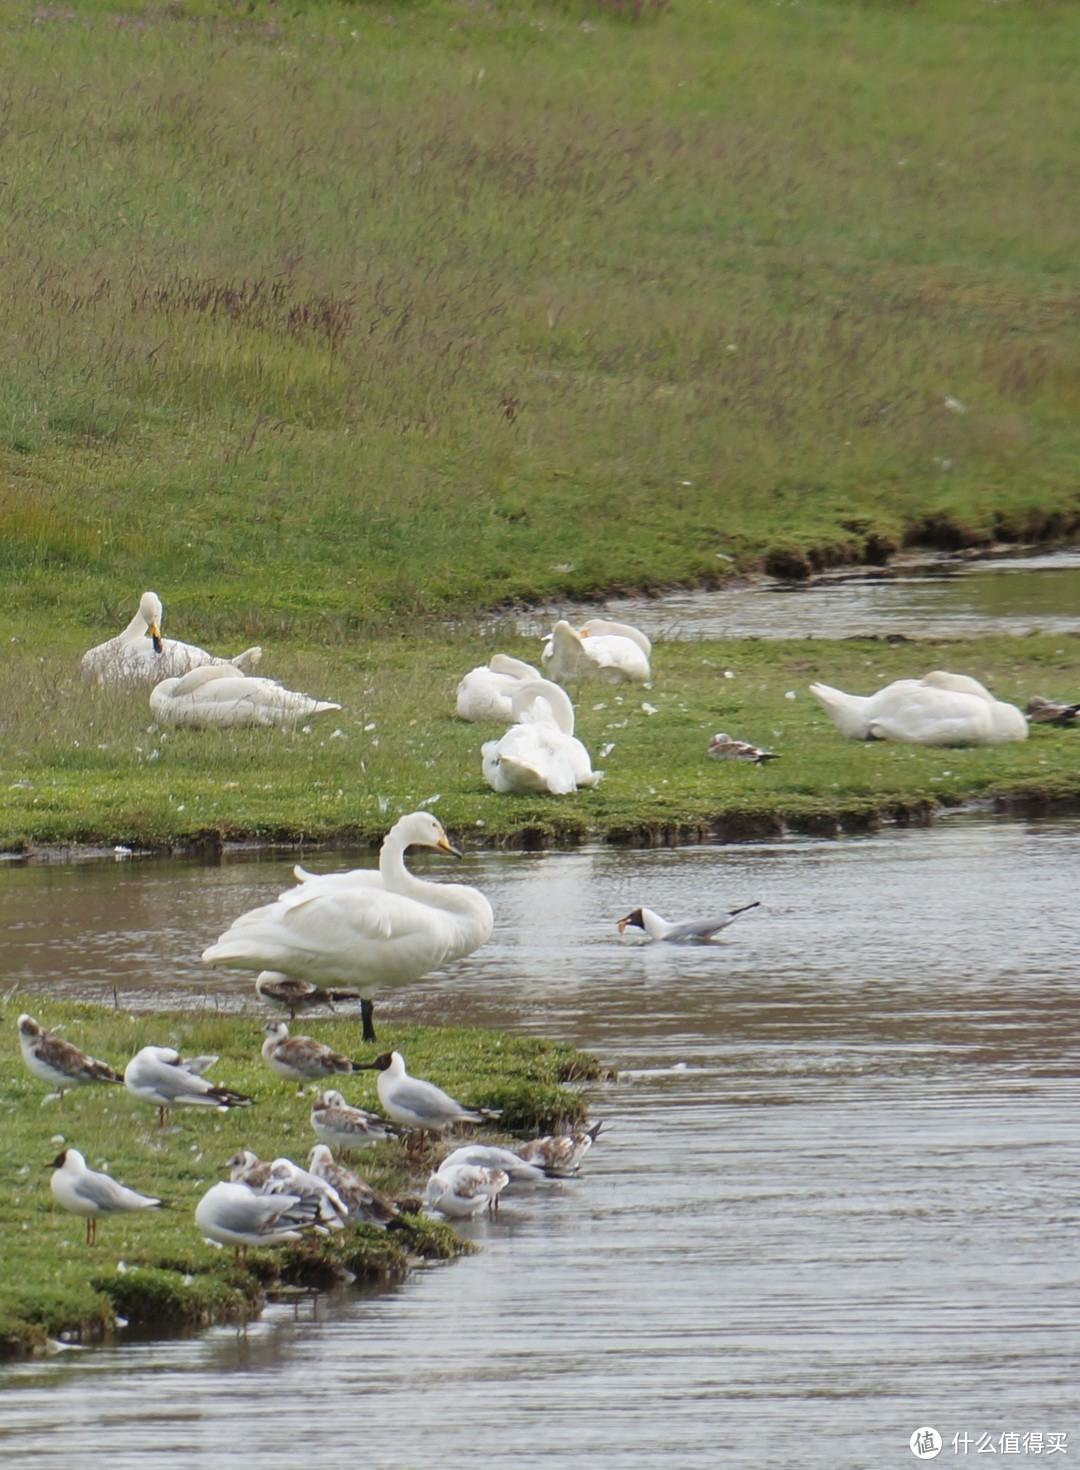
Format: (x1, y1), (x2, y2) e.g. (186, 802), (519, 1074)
(28, 587), (1076, 1260)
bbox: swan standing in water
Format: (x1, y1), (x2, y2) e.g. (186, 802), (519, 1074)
(456, 654), (543, 723)
(150, 664), (341, 729)
(809, 671), (1028, 746)
(202, 812), (494, 1042)
(80, 590), (262, 686)
(541, 618), (652, 687)
(482, 678), (602, 795)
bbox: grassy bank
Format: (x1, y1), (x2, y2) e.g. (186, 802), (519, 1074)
(0, 0), (1077, 637)
(2, 627), (1078, 854)
(0, 1005), (601, 1358)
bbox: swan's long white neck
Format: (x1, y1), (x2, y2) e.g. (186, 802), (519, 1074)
(378, 827), (490, 919)
(511, 678), (576, 735)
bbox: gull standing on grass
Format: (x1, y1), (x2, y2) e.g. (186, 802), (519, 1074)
(48, 1147), (165, 1245)
(123, 1045), (253, 1127)
(616, 901), (761, 944)
(261, 1022), (364, 1090)
(203, 811), (494, 1043)
(311, 1089), (400, 1155)
(18, 1014), (123, 1100)
(255, 974), (363, 1020)
(307, 1145), (404, 1229)
(194, 1181), (320, 1263)
(226, 1150), (348, 1233)
(362, 1050), (501, 1150)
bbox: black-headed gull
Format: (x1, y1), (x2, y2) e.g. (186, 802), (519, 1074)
(18, 1014), (122, 1100)
(124, 1045), (252, 1127)
(616, 901), (760, 944)
(311, 1089), (400, 1155)
(48, 1147), (164, 1245)
(361, 1050), (501, 1150)
(707, 732), (778, 763)
(424, 1161), (509, 1219)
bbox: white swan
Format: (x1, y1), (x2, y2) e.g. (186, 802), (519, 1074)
(149, 664), (341, 729)
(80, 590), (262, 686)
(455, 653), (543, 723)
(809, 671), (1028, 746)
(202, 811), (494, 1041)
(481, 678), (603, 795)
(541, 618), (652, 687)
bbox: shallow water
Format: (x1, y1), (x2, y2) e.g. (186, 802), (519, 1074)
(517, 550), (1080, 641)
(1, 817), (1079, 1465)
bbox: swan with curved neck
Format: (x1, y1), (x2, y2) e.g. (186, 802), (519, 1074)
(809, 671), (1028, 746)
(481, 678), (601, 794)
(81, 590), (262, 686)
(456, 653), (543, 723)
(202, 812), (494, 1041)
(541, 619), (652, 687)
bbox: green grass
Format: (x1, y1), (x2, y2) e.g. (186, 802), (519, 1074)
(2, 627), (1078, 852)
(0, 1003), (601, 1357)
(0, 0), (1077, 638)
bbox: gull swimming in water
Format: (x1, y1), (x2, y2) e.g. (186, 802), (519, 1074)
(149, 665), (341, 729)
(707, 732), (778, 764)
(809, 671), (1027, 746)
(255, 974), (363, 1019)
(80, 590), (262, 687)
(311, 1089), (400, 1155)
(424, 1161), (510, 1219)
(123, 1045), (252, 1127)
(261, 1022), (363, 1091)
(48, 1147), (165, 1245)
(515, 1120), (605, 1177)
(203, 811), (494, 1043)
(194, 1181), (320, 1263)
(362, 1050), (501, 1149)
(1026, 695), (1080, 727)
(18, 1014), (122, 1100)
(617, 901), (761, 944)
(307, 1145), (404, 1229)
(456, 653), (543, 723)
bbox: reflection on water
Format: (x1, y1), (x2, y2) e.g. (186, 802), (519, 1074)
(1, 818), (1079, 1466)
(517, 550), (1080, 641)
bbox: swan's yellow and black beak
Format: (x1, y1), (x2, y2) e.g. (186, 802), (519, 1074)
(436, 828), (462, 858)
(148, 619), (163, 654)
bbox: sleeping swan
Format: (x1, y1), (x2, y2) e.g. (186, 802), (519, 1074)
(541, 619), (652, 687)
(150, 665), (341, 729)
(81, 590), (262, 686)
(202, 811), (494, 1042)
(482, 678), (603, 794)
(456, 654), (543, 723)
(809, 671), (1028, 746)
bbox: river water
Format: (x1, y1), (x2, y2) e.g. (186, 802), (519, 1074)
(517, 550), (1080, 641)
(1, 817), (1078, 1466)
